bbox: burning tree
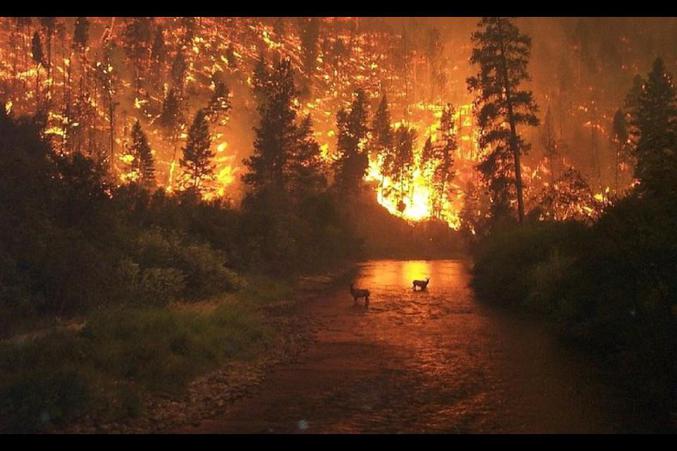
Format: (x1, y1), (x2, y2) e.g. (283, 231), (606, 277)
(467, 17), (540, 224)
(540, 107), (561, 185)
(369, 93), (394, 197)
(205, 79), (231, 125)
(159, 87), (185, 186)
(297, 17), (321, 97)
(611, 108), (632, 193)
(39, 18), (56, 102)
(459, 178), (492, 241)
(122, 17), (153, 97)
(534, 166), (604, 223)
(31, 32), (45, 109)
(388, 125), (416, 212)
(421, 103), (457, 218)
(424, 27), (444, 101)
(95, 40), (119, 172)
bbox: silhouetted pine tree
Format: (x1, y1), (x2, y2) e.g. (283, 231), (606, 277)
(625, 58), (677, 197)
(129, 120), (155, 189)
(333, 89), (369, 196)
(180, 109), (214, 193)
(467, 17), (540, 224)
(287, 114), (327, 202)
(243, 57), (299, 197)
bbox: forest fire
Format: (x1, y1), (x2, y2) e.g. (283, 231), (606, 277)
(0, 17), (667, 230)
(1, 16), (676, 436)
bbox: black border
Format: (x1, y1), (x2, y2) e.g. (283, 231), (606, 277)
(0, 8), (675, 448)
(0, 2), (675, 18)
(1, 434), (676, 449)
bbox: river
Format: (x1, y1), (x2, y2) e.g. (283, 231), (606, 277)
(181, 259), (644, 433)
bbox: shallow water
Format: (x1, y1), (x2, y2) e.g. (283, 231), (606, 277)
(183, 259), (643, 433)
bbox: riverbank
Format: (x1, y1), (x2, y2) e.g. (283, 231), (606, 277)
(0, 265), (356, 433)
(469, 214), (677, 432)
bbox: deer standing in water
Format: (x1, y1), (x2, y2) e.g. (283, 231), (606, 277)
(412, 278), (430, 291)
(349, 283), (370, 306)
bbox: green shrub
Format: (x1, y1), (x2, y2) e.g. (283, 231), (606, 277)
(137, 268), (186, 305)
(130, 229), (239, 301)
(471, 220), (588, 306)
(173, 243), (241, 299)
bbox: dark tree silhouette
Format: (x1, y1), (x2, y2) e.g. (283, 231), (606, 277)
(180, 109), (214, 193)
(467, 17), (540, 224)
(128, 120), (156, 189)
(333, 89), (370, 196)
(625, 58), (677, 198)
(370, 93), (393, 189)
(244, 57), (299, 197)
(287, 114), (327, 203)
(159, 87), (185, 185)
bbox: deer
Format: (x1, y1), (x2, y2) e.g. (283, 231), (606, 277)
(412, 278), (430, 291)
(349, 283), (370, 307)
